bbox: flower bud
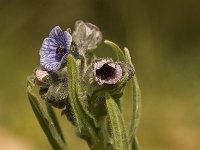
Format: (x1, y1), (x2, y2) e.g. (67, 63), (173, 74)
(45, 81), (68, 109)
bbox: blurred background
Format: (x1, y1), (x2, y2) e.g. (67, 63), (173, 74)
(0, 0), (200, 149)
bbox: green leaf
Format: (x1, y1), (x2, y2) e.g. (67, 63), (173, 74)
(124, 48), (141, 146)
(67, 54), (82, 131)
(129, 76), (141, 141)
(46, 103), (66, 143)
(27, 86), (68, 150)
(106, 94), (129, 150)
(104, 40), (126, 61)
(67, 54), (100, 148)
(123, 47), (133, 65)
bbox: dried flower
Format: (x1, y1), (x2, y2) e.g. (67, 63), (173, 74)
(93, 59), (122, 85)
(72, 20), (102, 54)
(40, 26), (72, 71)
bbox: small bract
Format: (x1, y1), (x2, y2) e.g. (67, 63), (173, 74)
(72, 20), (102, 54)
(93, 59), (122, 85)
(40, 26), (72, 71)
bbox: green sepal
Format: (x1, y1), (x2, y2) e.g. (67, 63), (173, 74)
(90, 73), (129, 101)
(106, 93), (129, 150)
(26, 77), (68, 150)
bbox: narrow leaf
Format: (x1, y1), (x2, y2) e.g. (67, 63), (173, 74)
(104, 40), (126, 61)
(27, 86), (68, 150)
(106, 94), (129, 150)
(123, 47), (132, 65)
(67, 54), (83, 132)
(67, 54), (100, 147)
(129, 76), (141, 141)
(46, 103), (66, 143)
(124, 48), (141, 145)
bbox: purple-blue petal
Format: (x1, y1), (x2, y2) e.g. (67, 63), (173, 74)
(39, 26), (72, 71)
(40, 38), (58, 56)
(42, 62), (61, 71)
(63, 31), (72, 52)
(40, 53), (62, 71)
(49, 26), (64, 43)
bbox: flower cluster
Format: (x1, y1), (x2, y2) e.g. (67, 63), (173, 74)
(34, 20), (134, 109)
(28, 20), (139, 150)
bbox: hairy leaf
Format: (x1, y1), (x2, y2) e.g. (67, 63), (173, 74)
(124, 48), (141, 146)
(46, 103), (65, 143)
(106, 94), (129, 150)
(67, 54), (100, 147)
(27, 85), (68, 150)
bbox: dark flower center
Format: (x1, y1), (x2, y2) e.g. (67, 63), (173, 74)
(96, 64), (116, 80)
(56, 46), (66, 57)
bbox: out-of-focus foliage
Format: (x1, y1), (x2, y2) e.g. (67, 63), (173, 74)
(0, 0), (200, 149)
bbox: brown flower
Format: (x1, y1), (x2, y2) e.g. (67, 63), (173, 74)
(93, 59), (122, 85)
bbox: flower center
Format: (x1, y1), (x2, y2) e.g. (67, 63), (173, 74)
(56, 46), (66, 57)
(96, 64), (116, 80)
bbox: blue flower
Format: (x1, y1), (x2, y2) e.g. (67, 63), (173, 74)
(40, 26), (72, 71)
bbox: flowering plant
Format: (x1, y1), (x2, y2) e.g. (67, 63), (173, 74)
(27, 20), (141, 150)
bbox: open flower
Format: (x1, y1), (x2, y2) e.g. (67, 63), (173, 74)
(93, 59), (122, 85)
(72, 20), (102, 54)
(40, 26), (72, 71)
